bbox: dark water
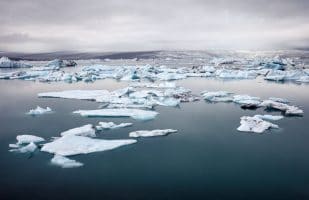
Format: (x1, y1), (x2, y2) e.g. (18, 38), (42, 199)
(0, 78), (309, 200)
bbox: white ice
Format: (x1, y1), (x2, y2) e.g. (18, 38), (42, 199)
(129, 129), (177, 138)
(73, 108), (158, 120)
(96, 122), (133, 130)
(10, 142), (38, 153)
(51, 155), (84, 168)
(237, 116), (279, 133)
(38, 90), (110, 100)
(254, 114), (284, 121)
(27, 106), (52, 115)
(260, 100), (303, 116)
(201, 91), (233, 102)
(60, 124), (96, 137)
(41, 135), (137, 156)
(16, 134), (45, 145)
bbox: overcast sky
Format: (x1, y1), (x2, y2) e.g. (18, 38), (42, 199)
(0, 0), (308, 52)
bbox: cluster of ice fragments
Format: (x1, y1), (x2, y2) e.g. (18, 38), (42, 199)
(1, 55), (308, 84)
(201, 90), (303, 116)
(38, 85), (198, 117)
(10, 121), (178, 168)
(201, 89), (304, 133)
(9, 135), (45, 153)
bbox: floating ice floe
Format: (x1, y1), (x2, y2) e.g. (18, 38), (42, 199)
(16, 134), (45, 145)
(26, 106), (52, 115)
(216, 69), (258, 79)
(254, 115), (284, 121)
(201, 91), (233, 102)
(10, 142), (38, 153)
(38, 90), (110, 100)
(9, 134), (45, 153)
(260, 100), (303, 116)
(233, 95), (262, 109)
(268, 97), (290, 104)
(96, 122), (133, 130)
(296, 76), (309, 83)
(41, 135), (137, 156)
(60, 124), (96, 137)
(237, 116), (279, 133)
(130, 81), (176, 88)
(51, 155), (83, 168)
(0, 57), (32, 68)
(73, 108), (158, 120)
(129, 129), (177, 138)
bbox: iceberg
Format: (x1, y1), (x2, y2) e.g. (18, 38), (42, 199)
(129, 129), (177, 138)
(254, 114), (284, 121)
(51, 155), (83, 168)
(38, 90), (110, 100)
(0, 57), (32, 68)
(260, 100), (303, 116)
(130, 82), (176, 88)
(216, 69), (258, 79)
(16, 135), (45, 145)
(96, 122), (133, 130)
(60, 124), (96, 137)
(201, 91), (233, 102)
(233, 95), (261, 109)
(73, 108), (158, 120)
(10, 142), (38, 153)
(296, 76), (309, 83)
(237, 116), (279, 133)
(26, 106), (52, 115)
(268, 97), (289, 104)
(41, 135), (137, 156)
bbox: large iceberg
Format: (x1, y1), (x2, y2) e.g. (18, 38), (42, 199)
(41, 135), (137, 156)
(73, 108), (158, 120)
(237, 116), (279, 133)
(129, 129), (177, 138)
(0, 57), (32, 68)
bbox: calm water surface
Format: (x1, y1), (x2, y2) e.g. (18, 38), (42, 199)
(0, 77), (308, 200)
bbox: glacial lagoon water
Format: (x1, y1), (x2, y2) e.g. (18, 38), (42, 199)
(0, 77), (309, 200)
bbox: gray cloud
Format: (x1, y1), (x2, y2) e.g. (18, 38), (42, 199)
(0, 0), (308, 52)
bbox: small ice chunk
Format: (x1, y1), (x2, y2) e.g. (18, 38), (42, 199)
(10, 142), (38, 153)
(237, 116), (279, 133)
(73, 108), (158, 121)
(41, 135), (137, 156)
(51, 155), (83, 168)
(96, 122), (133, 130)
(254, 115), (284, 121)
(26, 106), (52, 115)
(260, 100), (303, 116)
(201, 91), (233, 102)
(16, 135), (45, 145)
(129, 129), (177, 138)
(60, 124), (96, 137)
